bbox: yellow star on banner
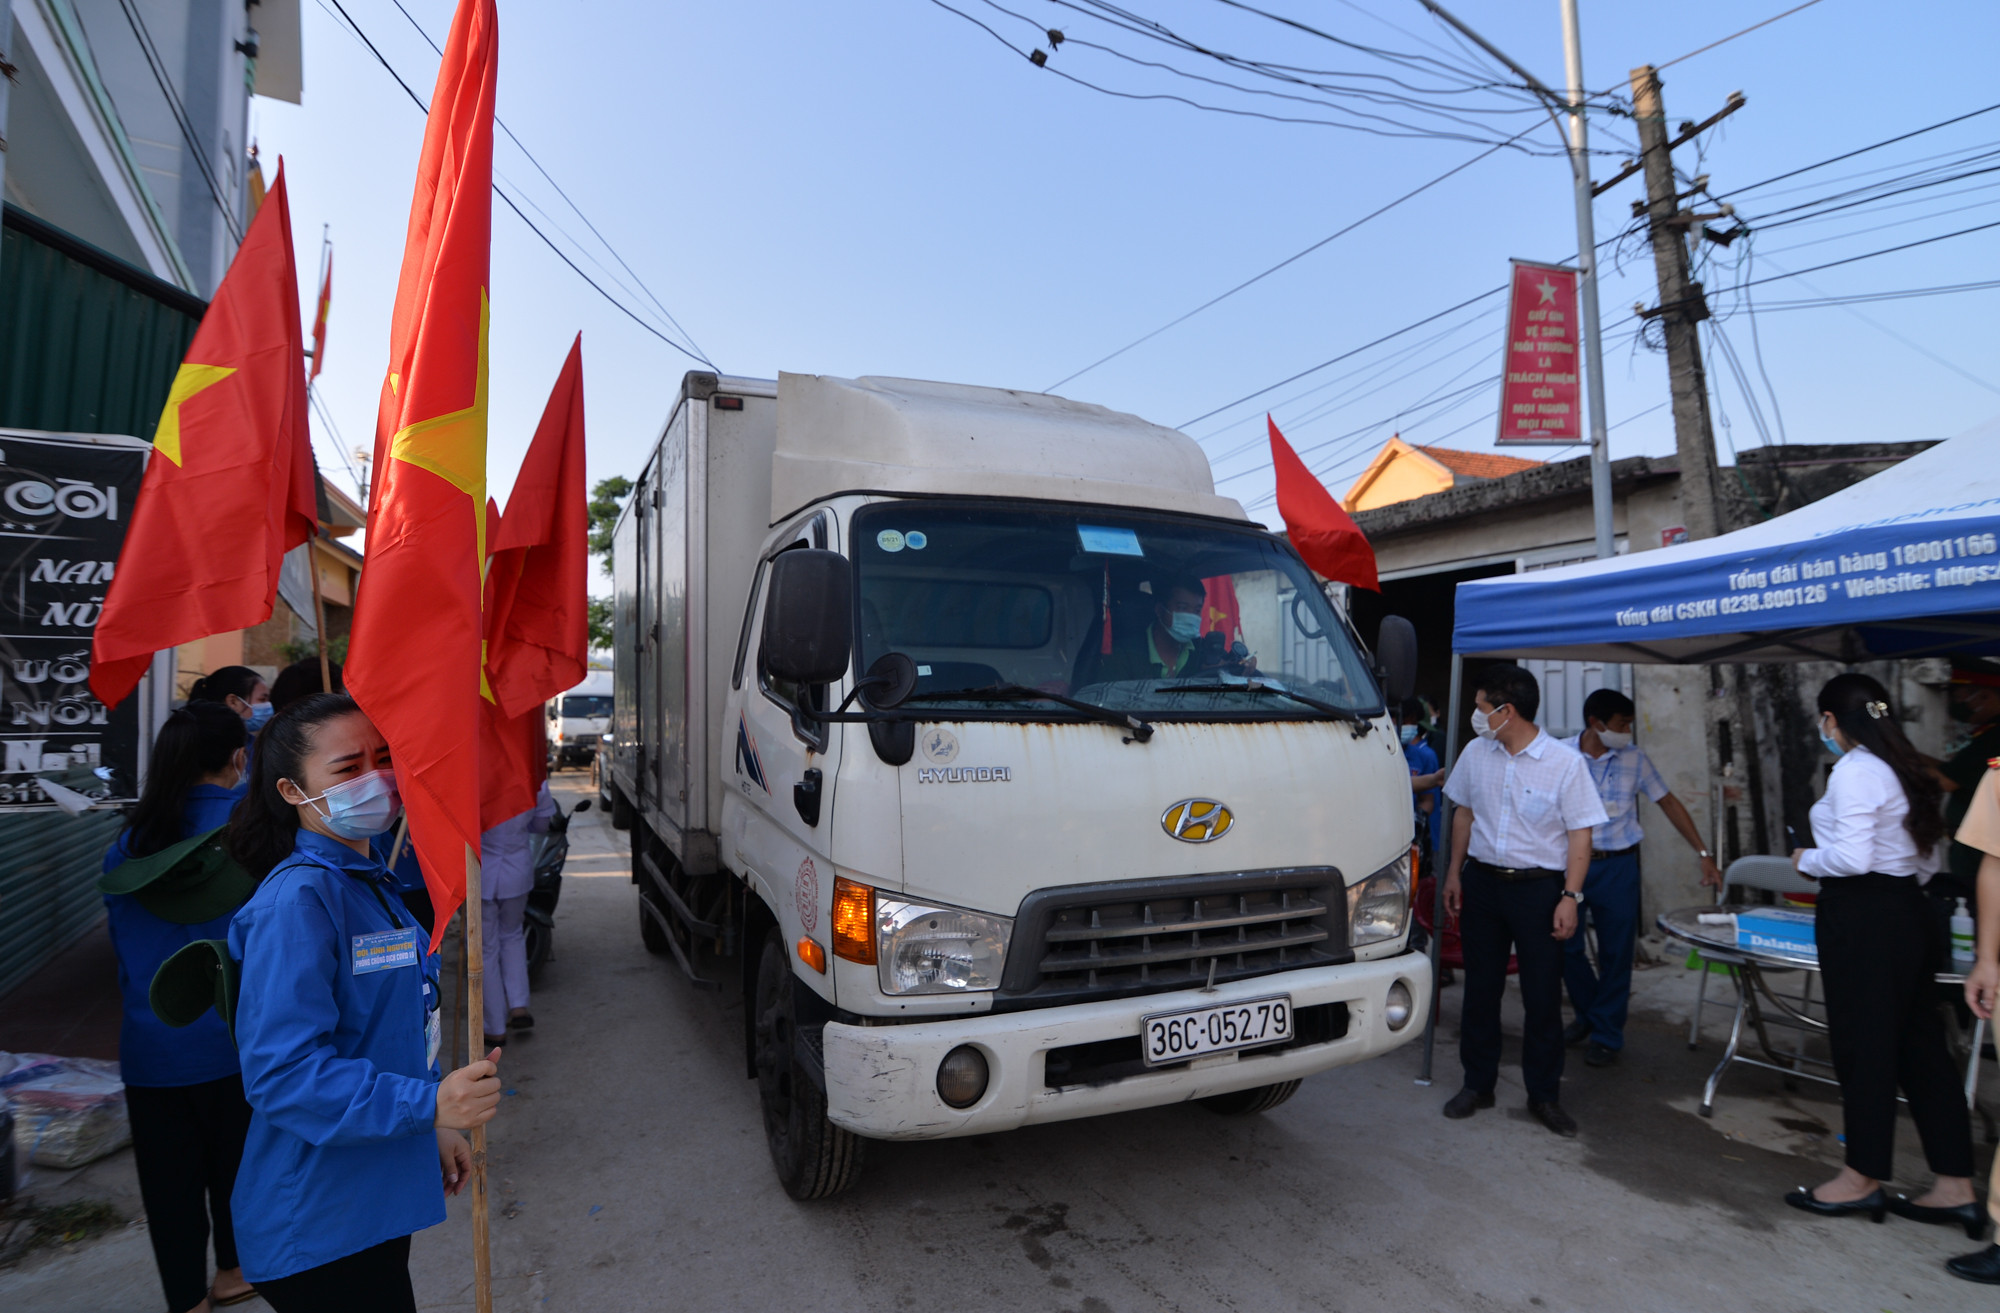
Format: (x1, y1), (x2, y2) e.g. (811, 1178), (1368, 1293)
(153, 363), (237, 466)
(388, 291), (491, 697)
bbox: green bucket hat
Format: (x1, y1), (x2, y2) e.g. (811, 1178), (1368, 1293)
(98, 825), (256, 925)
(149, 939), (240, 1038)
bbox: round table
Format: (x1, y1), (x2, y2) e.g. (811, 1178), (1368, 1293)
(1657, 904), (1980, 1119)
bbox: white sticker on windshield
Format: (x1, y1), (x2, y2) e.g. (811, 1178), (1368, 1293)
(876, 530), (906, 553)
(904, 531), (927, 550)
(1077, 525), (1144, 557)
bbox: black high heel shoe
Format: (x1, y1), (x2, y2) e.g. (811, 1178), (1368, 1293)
(1888, 1194), (1990, 1240)
(1783, 1187), (1887, 1222)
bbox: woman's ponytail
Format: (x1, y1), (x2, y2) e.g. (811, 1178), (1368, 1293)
(125, 702), (246, 857)
(1818, 672), (1948, 852)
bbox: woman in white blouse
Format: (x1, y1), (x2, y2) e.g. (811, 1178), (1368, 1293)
(1784, 673), (1978, 1234)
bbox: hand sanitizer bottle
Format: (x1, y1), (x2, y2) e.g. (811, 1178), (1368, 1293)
(1952, 898), (1977, 966)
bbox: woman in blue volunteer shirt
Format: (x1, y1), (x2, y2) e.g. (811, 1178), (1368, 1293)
(187, 665), (274, 734)
(224, 693), (501, 1310)
(103, 701), (254, 1313)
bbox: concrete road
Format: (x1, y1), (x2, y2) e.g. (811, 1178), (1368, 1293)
(7, 773), (1990, 1311)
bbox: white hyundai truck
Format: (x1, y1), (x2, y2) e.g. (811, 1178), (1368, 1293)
(606, 370), (1430, 1198)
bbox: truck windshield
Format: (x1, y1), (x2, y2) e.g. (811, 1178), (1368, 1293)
(851, 501), (1382, 720)
(563, 695), (612, 717)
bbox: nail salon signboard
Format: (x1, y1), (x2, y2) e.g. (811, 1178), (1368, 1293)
(0, 431), (153, 810)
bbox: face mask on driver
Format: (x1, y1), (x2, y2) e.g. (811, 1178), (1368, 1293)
(290, 769), (402, 839)
(1165, 610), (1202, 644)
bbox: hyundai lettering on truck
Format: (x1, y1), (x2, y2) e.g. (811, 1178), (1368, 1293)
(604, 371), (1430, 1198)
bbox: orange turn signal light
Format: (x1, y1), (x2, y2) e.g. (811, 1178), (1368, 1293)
(796, 936), (827, 974)
(832, 876), (875, 964)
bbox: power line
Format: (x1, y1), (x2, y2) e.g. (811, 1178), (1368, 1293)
(114, 0), (244, 246)
(317, 0), (712, 367)
(383, 0), (710, 363)
(1734, 217), (2000, 290)
(1655, 0), (1825, 71)
(1716, 101), (2000, 201)
(1735, 278), (2000, 311)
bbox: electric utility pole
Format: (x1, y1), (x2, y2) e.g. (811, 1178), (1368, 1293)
(1628, 65), (1740, 541)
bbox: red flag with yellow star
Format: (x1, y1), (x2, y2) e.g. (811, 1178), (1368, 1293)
(347, 0), (497, 942)
(88, 162), (316, 708)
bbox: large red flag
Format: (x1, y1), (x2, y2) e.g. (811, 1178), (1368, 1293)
(479, 338), (587, 828)
(89, 164), (316, 707)
(347, 0), (497, 944)
(1268, 416), (1379, 591)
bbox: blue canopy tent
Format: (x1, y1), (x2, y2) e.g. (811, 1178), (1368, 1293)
(1412, 416), (2000, 1083)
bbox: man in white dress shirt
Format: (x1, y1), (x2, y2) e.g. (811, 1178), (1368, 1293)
(1441, 665), (1607, 1137)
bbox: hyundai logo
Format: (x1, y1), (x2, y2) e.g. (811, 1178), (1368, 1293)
(1162, 798), (1233, 843)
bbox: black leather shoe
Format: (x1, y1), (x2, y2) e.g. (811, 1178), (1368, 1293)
(1528, 1100), (1577, 1137)
(1442, 1088), (1494, 1119)
(1783, 1187), (1886, 1222)
(1584, 1042), (1618, 1068)
(1563, 1019), (1591, 1047)
(1947, 1243), (2000, 1284)
(1888, 1194), (1990, 1240)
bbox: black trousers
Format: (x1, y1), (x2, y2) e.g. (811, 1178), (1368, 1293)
(1817, 874), (1974, 1182)
(257, 1235), (416, 1313)
(1458, 860), (1567, 1103)
(124, 1075), (252, 1313)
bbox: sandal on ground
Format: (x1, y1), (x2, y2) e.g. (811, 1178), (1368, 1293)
(211, 1284), (259, 1307)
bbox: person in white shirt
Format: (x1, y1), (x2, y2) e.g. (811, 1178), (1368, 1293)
(1784, 673), (1974, 1231)
(481, 782), (559, 1048)
(1440, 665), (1607, 1138)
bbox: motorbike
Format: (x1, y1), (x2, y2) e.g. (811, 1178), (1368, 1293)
(524, 798), (591, 974)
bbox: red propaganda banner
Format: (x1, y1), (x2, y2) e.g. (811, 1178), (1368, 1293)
(1496, 259), (1583, 446)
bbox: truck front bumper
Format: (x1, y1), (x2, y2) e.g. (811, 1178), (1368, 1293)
(821, 949), (1430, 1140)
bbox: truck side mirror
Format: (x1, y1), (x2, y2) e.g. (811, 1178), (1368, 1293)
(762, 549), (853, 685)
(1376, 615), (1418, 706)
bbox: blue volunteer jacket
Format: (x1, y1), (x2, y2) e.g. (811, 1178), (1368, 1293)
(103, 782), (246, 1088)
(228, 829), (444, 1281)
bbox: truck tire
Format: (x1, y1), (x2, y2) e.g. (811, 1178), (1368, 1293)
(1199, 1080), (1302, 1116)
(753, 929), (863, 1199)
(609, 786), (634, 831)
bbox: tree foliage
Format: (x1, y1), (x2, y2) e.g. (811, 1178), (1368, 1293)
(587, 597), (614, 652)
(588, 476), (632, 577)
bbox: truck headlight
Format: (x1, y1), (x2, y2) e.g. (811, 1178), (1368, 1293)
(1347, 854), (1410, 947)
(876, 898), (1012, 995)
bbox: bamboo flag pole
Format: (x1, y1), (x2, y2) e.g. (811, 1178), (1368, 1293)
(307, 532), (333, 693)
(464, 846), (492, 1313)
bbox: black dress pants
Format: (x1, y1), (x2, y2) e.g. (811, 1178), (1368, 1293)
(124, 1074), (252, 1313)
(257, 1235), (416, 1313)
(1458, 860), (1566, 1103)
(1817, 874), (1974, 1181)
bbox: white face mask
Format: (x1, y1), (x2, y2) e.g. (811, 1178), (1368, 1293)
(1596, 729), (1633, 750)
(1471, 706), (1505, 740)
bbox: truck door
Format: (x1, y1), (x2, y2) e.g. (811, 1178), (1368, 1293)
(728, 512), (843, 996)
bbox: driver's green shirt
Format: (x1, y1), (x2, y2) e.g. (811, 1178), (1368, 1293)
(1096, 625), (1192, 683)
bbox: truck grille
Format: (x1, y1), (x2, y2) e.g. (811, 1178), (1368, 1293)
(996, 867), (1351, 1008)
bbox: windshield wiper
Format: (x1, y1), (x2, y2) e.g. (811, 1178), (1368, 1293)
(904, 684), (1154, 744)
(1154, 681), (1373, 733)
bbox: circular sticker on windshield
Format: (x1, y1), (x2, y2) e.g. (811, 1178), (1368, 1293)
(876, 530), (905, 553)
(904, 531), (927, 550)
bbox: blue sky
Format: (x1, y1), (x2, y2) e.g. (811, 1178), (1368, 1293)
(256, 0), (2000, 544)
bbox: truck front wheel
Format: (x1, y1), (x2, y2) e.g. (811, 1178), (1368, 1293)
(753, 930), (863, 1199)
(1199, 1080), (1302, 1116)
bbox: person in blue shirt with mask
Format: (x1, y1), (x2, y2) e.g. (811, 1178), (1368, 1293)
(102, 701), (254, 1313)
(224, 693), (501, 1311)
(187, 665), (274, 735)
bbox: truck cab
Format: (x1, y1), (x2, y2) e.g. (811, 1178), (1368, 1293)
(608, 371), (1429, 1198)
(546, 670), (612, 770)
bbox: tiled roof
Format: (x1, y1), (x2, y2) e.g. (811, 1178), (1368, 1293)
(1424, 444), (1544, 480)
(1423, 446), (1544, 480)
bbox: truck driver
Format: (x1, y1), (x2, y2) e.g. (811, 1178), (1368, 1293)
(1095, 577), (1250, 684)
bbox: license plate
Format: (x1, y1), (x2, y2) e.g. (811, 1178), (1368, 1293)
(1140, 994), (1292, 1067)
